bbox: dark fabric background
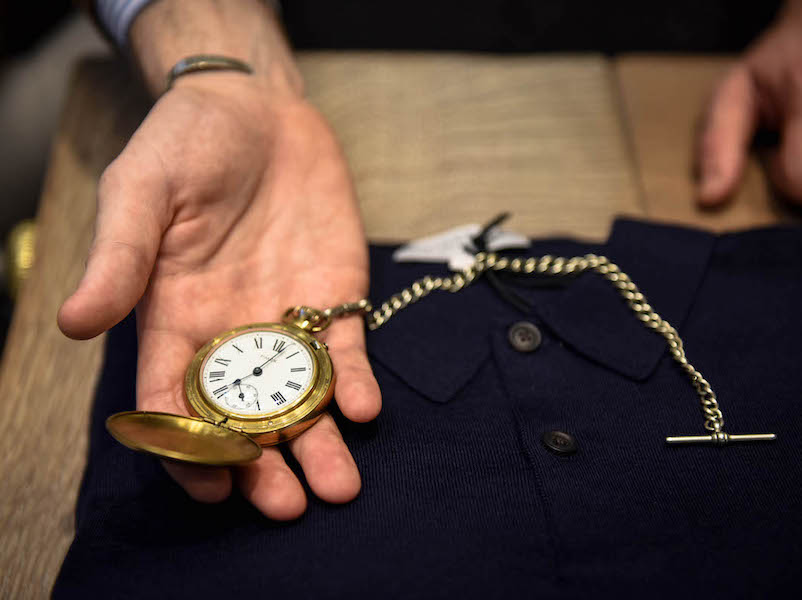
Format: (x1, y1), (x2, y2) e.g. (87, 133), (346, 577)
(280, 0), (782, 53)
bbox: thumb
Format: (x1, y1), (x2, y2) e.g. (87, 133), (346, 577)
(58, 156), (170, 339)
(695, 65), (758, 207)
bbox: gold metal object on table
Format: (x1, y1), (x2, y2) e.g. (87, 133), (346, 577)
(365, 252), (776, 447)
(106, 302), (371, 465)
(6, 219), (37, 300)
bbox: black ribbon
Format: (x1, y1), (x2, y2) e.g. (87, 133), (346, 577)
(468, 213), (579, 314)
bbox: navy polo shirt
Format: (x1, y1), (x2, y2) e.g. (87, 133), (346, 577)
(54, 219), (802, 598)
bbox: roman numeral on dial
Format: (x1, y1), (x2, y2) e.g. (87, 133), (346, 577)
(290, 367), (306, 372)
(213, 385), (229, 397)
(271, 391), (287, 405)
(285, 381), (302, 391)
(273, 339), (286, 352)
(209, 371), (226, 381)
(214, 358), (231, 366)
(254, 337), (263, 349)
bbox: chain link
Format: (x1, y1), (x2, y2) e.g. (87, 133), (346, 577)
(364, 251), (725, 434)
(323, 298), (373, 321)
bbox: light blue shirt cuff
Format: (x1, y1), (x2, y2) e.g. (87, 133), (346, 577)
(95, 0), (154, 48)
(95, 0), (281, 48)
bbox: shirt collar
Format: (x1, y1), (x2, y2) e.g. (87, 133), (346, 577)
(366, 219), (715, 403)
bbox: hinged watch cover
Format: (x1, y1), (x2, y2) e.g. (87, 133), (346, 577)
(106, 411), (263, 466)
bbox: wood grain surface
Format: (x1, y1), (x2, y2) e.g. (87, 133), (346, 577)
(299, 52), (644, 240)
(0, 59), (149, 599)
(0, 52), (786, 598)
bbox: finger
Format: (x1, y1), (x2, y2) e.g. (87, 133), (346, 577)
(695, 65), (758, 206)
(323, 317), (381, 423)
(162, 461), (232, 504)
(288, 412), (361, 504)
(236, 446), (307, 520)
(57, 151), (170, 340)
(767, 111), (802, 204)
(136, 326), (235, 503)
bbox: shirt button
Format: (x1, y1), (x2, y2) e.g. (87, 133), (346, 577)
(542, 431), (577, 455)
(508, 321), (542, 352)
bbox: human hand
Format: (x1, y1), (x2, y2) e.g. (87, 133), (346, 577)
(57, 72), (381, 520)
(696, 0), (802, 206)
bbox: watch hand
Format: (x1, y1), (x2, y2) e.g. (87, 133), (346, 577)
(228, 347), (286, 386)
(255, 347), (285, 369)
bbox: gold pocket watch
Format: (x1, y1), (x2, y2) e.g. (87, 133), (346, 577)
(107, 303), (369, 466)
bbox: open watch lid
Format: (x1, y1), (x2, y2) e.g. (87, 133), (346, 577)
(106, 411), (263, 466)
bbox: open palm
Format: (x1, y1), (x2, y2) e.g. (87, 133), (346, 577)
(58, 76), (381, 520)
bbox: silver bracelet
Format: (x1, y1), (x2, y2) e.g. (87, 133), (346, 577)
(165, 55), (254, 91)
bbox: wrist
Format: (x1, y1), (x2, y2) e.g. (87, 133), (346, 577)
(129, 0), (303, 98)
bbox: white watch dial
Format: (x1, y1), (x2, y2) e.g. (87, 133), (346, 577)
(200, 329), (315, 416)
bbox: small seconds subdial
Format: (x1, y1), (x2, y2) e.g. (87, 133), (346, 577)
(200, 329), (315, 416)
(223, 383), (258, 411)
